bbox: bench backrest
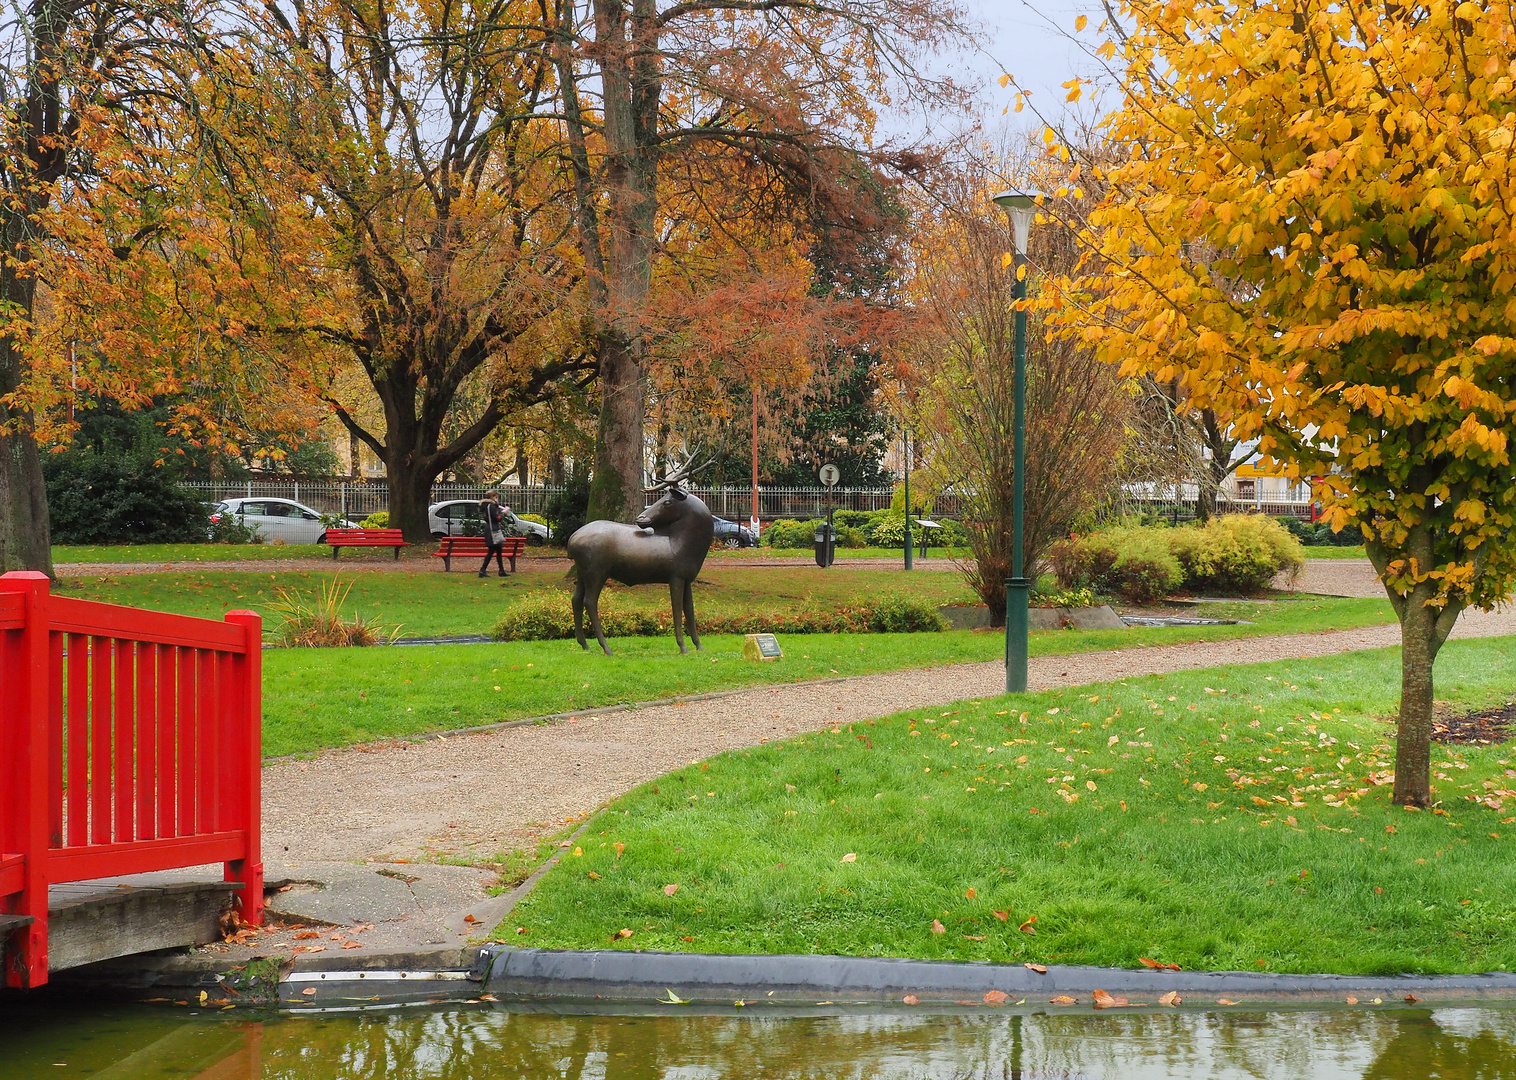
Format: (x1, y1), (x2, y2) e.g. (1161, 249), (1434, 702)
(327, 528), (405, 543)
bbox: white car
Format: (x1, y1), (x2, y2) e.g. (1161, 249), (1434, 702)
(210, 498), (355, 544)
(428, 499), (551, 544)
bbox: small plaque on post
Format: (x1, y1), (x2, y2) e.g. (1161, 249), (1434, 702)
(743, 633), (783, 662)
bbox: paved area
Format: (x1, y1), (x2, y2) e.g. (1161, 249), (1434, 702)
(263, 599), (1516, 869)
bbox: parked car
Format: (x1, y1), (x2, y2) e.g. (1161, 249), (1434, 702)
(427, 499), (552, 544)
(209, 498), (355, 544)
(711, 516), (755, 548)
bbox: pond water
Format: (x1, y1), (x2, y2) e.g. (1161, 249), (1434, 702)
(3, 1001), (1515, 1079)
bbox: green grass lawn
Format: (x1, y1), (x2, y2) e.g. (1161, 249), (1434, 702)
(509, 636), (1516, 976)
(61, 566), (1393, 642)
(254, 595), (1398, 757)
(61, 567), (981, 639)
(1302, 545), (1367, 559)
(53, 543), (338, 563)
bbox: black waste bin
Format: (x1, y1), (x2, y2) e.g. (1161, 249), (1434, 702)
(814, 523), (836, 568)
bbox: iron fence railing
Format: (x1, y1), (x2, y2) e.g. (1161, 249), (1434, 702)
(180, 480), (1312, 525)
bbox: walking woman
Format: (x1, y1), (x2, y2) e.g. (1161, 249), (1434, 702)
(479, 490), (508, 577)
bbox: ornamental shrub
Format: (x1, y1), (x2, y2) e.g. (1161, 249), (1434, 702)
(762, 518), (821, 548)
(1170, 515), (1305, 594)
(43, 448), (209, 545)
(492, 591), (947, 640)
(1049, 534), (1120, 591)
(359, 511), (390, 529)
(833, 509), (876, 530)
(1102, 527), (1183, 603)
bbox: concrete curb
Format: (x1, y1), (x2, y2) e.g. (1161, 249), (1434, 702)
(474, 947), (1516, 1005)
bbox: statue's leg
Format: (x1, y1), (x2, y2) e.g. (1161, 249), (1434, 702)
(586, 581), (612, 655)
(684, 580), (701, 651)
(572, 577), (588, 649)
(670, 579), (687, 654)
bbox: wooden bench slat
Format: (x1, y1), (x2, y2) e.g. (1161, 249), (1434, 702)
(325, 528), (410, 560)
(433, 535), (526, 572)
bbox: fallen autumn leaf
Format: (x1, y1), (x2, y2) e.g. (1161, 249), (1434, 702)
(983, 990), (1009, 1005)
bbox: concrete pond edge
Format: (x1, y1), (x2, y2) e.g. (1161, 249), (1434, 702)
(261, 947), (1516, 1010)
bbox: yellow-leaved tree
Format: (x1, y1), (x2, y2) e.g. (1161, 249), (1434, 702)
(1059, 0), (1516, 806)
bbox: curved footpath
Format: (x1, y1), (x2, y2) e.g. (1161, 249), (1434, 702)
(263, 604), (1516, 865)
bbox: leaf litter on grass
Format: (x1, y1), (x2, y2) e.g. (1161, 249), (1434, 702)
(510, 638), (1516, 973)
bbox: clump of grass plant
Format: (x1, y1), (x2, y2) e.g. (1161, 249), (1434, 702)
(510, 635), (1516, 976)
(268, 576), (401, 647)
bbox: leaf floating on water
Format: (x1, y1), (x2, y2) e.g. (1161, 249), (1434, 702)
(1092, 989), (1130, 1009)
(902, 994), (921, 1006)
(1216, 998), (1238, 1006)
(1405, 994), (1422, 1004)
(1049, 995), (1077, 1005)
(1346, 996), (1359, 1005)
(1159, 991), (1182, 1007)
(658, 989), (690, 1005)
(983, 990), (1009, 1005)
(1024, 963), (1048, 974)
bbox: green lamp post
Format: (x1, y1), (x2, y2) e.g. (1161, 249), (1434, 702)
(993, 188), (1042, 694)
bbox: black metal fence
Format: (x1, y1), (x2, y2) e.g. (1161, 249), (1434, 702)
(182, 480), (1311, 524)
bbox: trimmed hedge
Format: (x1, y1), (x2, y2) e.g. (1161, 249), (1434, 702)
(760, 510), (970, 550)
(1051, 516), (1304, 601)
(493, 592), (948, 641)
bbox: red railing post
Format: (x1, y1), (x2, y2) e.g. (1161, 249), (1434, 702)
(0, 571), (53, 987)
(222, 610), (263, 926)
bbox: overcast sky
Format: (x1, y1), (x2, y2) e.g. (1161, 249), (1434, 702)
(883, 0), (1115, 143)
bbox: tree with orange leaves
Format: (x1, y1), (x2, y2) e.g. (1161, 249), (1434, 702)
(1058, 0), (1516, 806)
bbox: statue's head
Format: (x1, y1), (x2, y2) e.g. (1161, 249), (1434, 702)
(637, 457), (712, 533)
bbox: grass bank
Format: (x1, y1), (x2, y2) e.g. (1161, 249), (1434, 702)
(258, 595), (1395, 757)
(510, 636), (1516, 976)
(53, 543), (336, 563)
(63, 567), (1391, 642)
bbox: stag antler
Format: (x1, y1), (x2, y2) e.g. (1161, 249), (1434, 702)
(645, 455), (709, 493)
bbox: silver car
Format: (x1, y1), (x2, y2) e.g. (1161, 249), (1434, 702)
(210, 498), (354, 544)
(427, 499), (551, 543)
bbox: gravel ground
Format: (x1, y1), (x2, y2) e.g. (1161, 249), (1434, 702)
(263, 600), (1516, 865)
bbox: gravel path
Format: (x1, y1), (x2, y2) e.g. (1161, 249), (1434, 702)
(263, 601), (1516, 865)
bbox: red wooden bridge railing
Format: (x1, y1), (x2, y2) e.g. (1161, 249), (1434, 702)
(0, 571), (263, 987)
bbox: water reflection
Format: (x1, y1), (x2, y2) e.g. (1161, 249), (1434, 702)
(3, 1003), (1516, 1079)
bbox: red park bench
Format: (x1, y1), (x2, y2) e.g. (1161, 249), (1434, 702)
(325, 528), (410, 560)
(433, 535), (526, 573)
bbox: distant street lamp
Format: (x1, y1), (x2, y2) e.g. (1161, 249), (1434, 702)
(993, 188), (1043, 694)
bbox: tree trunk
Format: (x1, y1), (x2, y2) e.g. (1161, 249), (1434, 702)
(1370, 527), (1462, 808)
(588, 336), (645, 522)
(1392, 599), (1442, 808)
(0, 263), (53, 576)
(383, 449), (435, 543)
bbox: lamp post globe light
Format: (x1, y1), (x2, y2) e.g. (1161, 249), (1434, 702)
(992, 188), (1043, 694)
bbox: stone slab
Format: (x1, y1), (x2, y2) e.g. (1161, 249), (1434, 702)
(44, 875), (241, 971)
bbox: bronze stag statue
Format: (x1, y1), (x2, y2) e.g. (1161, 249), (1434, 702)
(566, 461), (714, 655)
